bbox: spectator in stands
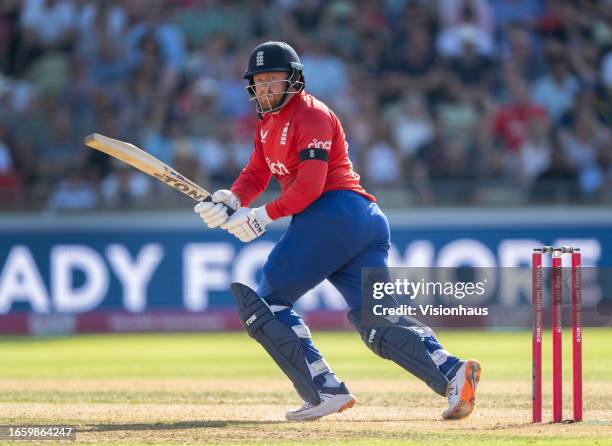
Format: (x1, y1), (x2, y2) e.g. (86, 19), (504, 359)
(187, 33), (233, 81)
(0, 72), (11, 120)
(0, 0), (21, 76)
(175, 0), (233, 50)
(0, 123), (21, 207)
(187, 77), (222, 138)
(531, 55), (580, 123)
(493, 0), (544, 31)
(501, 24), (545, 82)
(439, 0), (494, 35)
(493, 75), (548, 152)
(601, 49), (612, 93)
(518, 118), (552, 187)
(384, 24), (444, 104)
(447, 27), (496, 102)
(436, 0), (495, 58)
(101, 160), (151, 209)
(126, 0), (186, 94)
(301, 38), (348, 104)
(389, 93), (434, 160)
(559, 108), (610, 198)
(36, 108), (82, 183)
(285, 0), (324, 38)
(531, 136), (578, 203)
(1, 0), (610, 209)
(16, 0), (77, 75)
(320, 2), (361, 59)
(435, 84), (480, 143)
(47, 171), (97, 210)
(76, 0), (127, 56)
(426, 135), (481, 203)
(363, 122), (402, 188)
(85, 35), (129, 89)
(595, 49), (612, 126)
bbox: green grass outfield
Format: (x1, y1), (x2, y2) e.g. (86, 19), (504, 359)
(0, 329), (611, 445)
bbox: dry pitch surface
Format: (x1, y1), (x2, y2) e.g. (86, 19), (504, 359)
(0, 330), (611, 445)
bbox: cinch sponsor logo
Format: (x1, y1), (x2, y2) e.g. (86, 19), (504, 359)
(265, 157), (289, 176)
(307, 139), (331, 150)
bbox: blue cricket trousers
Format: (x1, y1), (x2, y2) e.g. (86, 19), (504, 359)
(257, 190), (390, 310)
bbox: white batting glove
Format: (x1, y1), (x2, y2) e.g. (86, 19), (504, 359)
(194, 189), (240, 228)
(221, 206), (272, 242)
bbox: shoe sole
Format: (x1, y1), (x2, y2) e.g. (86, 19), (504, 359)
(286, 395), (357, 421)
(338, 398), (356, 412)
(443, 360), (481, 420)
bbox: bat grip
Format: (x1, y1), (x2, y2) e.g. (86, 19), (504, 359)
(203, 195), (236, 216)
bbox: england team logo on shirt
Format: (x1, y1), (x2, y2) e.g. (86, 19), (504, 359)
(280, 122), (290, 145)
(260, 129), (268, 143)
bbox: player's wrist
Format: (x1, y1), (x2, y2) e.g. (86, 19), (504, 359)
(254, 206), (273, 225)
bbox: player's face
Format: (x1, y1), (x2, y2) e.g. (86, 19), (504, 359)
(252, 72), (290, 112)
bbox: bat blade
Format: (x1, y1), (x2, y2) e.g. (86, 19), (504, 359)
(84, 133), (212, 202)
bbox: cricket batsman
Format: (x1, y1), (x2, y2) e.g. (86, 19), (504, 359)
(194, 41), (481, 421)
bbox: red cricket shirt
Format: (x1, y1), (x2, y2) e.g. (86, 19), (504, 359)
(493, 104), (548, 151)
(231, 90), (375, 220)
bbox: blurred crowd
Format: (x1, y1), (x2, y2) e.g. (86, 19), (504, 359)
(0, 0), (611, 211)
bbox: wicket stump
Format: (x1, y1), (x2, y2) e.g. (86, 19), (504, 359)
(532, 246), (582, 423)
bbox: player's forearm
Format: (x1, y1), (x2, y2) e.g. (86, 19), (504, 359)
(231, 170), (271, 207)
(265, 161), (328, 220)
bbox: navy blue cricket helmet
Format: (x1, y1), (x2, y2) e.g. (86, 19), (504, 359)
(244, 41), (305, 113)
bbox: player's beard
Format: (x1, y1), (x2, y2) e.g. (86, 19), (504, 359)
(258, 93), (284, 112)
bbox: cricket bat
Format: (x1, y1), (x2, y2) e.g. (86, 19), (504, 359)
(84, 133), (233, 213)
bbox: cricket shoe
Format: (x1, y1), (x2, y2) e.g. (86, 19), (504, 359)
(285, 382), (356, 421)
(442, 359), (481, 420)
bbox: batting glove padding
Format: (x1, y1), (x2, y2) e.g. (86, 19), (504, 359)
(194, 189), (240, 228)
(221, 206), (272, 242)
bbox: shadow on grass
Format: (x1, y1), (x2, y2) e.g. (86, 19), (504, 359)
(82, 416), (455, 432)
(83, 420), (288, 432)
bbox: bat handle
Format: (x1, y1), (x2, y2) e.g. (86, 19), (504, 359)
(202, 195), (236, 216)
